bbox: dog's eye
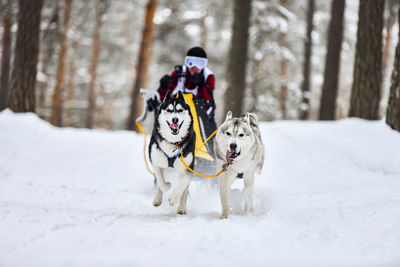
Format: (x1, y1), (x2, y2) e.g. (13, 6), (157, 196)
(176, 109), (183, 113)
(166, 109), (173, 113)
(226, 132), (231, 136)
(239, 133), (244, 137)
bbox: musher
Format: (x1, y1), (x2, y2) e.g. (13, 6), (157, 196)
(146, 46), (217, 132)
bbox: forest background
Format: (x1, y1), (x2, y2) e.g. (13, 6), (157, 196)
(0, 0), (399, 131)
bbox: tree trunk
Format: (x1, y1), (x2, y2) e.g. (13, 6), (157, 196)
(0, 13), (12, 111)
(86, 0), (106, 129)
(8, 0), (43, 113)
(279, 0), (288, 119)
(349, 0), (385, 120)
(38, 4), (59, 110)
(380, 0), (398, 100)
(385, 5), (400, 131)
(223, 0), (251, 118)
(299, 0), (315, 120)
(50, 0), (72, 126)
(127, 0), (157, 131)
(318, 0), (345, 120)
(64, 43), (77, 127)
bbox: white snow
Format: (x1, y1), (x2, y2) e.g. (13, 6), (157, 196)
(1, 109), (400, 267)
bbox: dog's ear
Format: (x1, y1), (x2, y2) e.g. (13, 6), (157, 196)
(247, 112), (259, 127)
(164, 91), (171, 101)
(177, 91), (184, 101)
(244, 113), (250, 124)
(245, 112), (257, 142)
(225, 111), (232, 122)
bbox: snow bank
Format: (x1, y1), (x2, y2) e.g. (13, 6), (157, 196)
(0, 109), (399, 267)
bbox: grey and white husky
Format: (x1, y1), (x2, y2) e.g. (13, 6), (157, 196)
(214, 111), (265, 219)
(149, 91), (195, 215)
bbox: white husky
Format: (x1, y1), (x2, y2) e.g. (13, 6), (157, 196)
(214, 111), (265, 218)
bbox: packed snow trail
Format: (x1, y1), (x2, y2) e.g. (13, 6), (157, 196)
(1, 110), (399, 267)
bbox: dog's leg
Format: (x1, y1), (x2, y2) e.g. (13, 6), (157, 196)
(176, 186), (189, 215)
(153, 166), (171, 192)
(153, 184), (163, 207)
(243, 170), (255, 213)
(219, 170), (236, 219)
(168, 173), (191, 207)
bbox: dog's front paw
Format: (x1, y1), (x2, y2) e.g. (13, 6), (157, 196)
(220, 208), (230, 219)
(168, 192), (180, 207)
(153, 197), (162, 207)
(177, 209), (186, 215)
(220, 214), (229, 219)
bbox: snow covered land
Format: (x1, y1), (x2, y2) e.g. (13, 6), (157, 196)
(1, 109), (400, 267)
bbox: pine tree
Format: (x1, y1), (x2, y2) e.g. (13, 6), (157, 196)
(127, 0), (157, 131)
(385, 4), (400, 131)
(300, 0), (315, 120)
(50, 0), (72, 126)
(223, 0), (252, 117)
(349, 0), (385, 119)
(86, 0), (107, 129)
(0, 0), (12, 111)
(319, 0), (346, 120)
(8, 0), (43, 113)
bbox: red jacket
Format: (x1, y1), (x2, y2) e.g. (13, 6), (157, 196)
(158, 67), (215, 102)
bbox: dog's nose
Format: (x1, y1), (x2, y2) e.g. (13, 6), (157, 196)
(230, 143), (237, 151)
(172, 117), (179, 124)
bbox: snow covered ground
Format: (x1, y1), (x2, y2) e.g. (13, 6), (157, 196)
(1, 109), (400, 267)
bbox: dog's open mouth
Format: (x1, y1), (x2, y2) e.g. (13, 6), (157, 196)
(226, 150), (240, 165)
(168, 121), (183, 135)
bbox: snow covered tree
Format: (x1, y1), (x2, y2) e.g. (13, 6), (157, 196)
(8, 0), (43, 113)
(299, 0), (315, 120)
(349, 0), (385, 120)
(224, 0), (252, 117)
(0, 0), (13, 111)
(127, 0), (158, 131)
(318, 0), (345, 120)
(50, 0), (72, 126)
(386, 4), (400, 131)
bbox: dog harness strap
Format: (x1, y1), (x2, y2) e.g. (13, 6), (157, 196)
(160, 142), (188, 168)
(167, 156), (176, 168)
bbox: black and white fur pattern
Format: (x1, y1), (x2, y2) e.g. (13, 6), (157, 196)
(214, 111), (265, 219)
(149, 91), (195, 215)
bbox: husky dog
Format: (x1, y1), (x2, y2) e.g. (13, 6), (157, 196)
(214, 111), (264, 219)
(149, 91), (195, 215)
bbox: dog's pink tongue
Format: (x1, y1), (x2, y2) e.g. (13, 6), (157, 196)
(169, 123), (179, 130)
(226, 151), (233, 165)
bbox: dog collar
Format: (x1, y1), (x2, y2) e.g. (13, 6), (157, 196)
(171, 138), (186, 148)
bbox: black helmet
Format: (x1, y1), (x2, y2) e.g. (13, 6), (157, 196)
(186, 47), (207, 59)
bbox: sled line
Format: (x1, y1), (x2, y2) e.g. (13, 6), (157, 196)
(136, 121), (155, 176)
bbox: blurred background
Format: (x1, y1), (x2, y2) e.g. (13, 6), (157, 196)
(0, 0), (399, 130)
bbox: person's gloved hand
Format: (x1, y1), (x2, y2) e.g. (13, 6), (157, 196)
(192, 73), (204, 87)
(159, 75), (173, 89)
(146, 97), (159, 112)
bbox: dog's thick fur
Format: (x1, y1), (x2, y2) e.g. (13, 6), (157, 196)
(149, 92), (195, 214)
(214, 111), (264, 218)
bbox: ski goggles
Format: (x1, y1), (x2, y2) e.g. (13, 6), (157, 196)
(185, 56), (207, 69)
